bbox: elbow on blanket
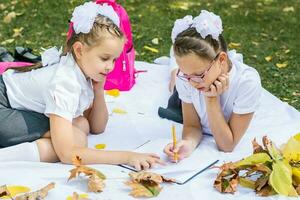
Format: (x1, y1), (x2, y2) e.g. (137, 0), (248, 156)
(218, 144), (235, 153)
(90, 126), (106, 135)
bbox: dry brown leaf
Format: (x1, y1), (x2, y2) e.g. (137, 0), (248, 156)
(252, 138), (265, 153)
(0, 185), (12, 198)
(129, 171), (175, 185)
(68, 156), (106, 181)
(126, 181), (161, 198)
(256, 185), (276, 196)
(14, 182), (55, 200)
(126, 171), (174, 198)
(87, 174), (105, 193)
(3, 12), (16, 24)
(68, 156), (106, 193)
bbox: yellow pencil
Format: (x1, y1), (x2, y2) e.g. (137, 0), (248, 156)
(172, 124), (178, 163)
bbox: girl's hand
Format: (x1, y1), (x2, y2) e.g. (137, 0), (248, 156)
(126, 152), (165, 171)
(169, 68), (178, 93)
(203, 73), (229, 97)
(92, 79), (105, 92)
(164, 139), (196, 162)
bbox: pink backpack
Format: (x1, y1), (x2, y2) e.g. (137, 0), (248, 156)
(95, 0), (136, 91)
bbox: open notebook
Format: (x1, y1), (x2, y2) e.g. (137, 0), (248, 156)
(120, 138), (219, 184)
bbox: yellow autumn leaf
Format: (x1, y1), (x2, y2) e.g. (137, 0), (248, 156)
(285, 49), (290, 54)
(269, 161), (297, 196)
(66, 193), (89, 200)
(265, 56), (272, 62)
(13, 27), (24, 38)
(282, 133), (300, 161)
(292, 167), (300, 184)
(231, 4), (239, 8)
(5, 186), (31, 198)
(3, 12), (16, 24)
(105, 89), (120, 97)
(94, 143), (106, 150)
(1, 39), (15, 45)
(276, 62), (288, 68)
(143, 45), (159, 53)
(112, 108), (127, 114)
(228, 42), (241, 49)
(235, 152), (272, 167)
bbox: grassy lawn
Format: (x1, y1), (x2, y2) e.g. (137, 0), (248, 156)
(0, 0), (299, 110)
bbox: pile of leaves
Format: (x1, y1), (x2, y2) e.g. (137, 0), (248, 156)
(214, 134), (300, 197)
(125, 171), (175, 198)
(0, 183), (55, 200)
(68, 156), (106, 193)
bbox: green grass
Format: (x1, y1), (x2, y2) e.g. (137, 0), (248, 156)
(0, 0), (299, 110)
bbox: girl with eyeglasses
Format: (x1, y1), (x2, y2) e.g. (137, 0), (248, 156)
(164, 11), (262, 161)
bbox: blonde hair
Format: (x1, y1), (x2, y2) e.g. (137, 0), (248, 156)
(7, 15), (124, 72)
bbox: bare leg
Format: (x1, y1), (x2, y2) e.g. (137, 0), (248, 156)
(36, 116), (90, 162)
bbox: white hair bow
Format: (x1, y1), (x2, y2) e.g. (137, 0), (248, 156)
(171, 10), (223, 43)
(71, 2), (120, 35)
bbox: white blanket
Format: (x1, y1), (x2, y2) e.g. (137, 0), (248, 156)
(1, 61), (300, 200)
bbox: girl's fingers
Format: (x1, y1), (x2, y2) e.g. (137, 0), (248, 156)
(214, 80), (223, 93)
(218, 76), (227, 88)
(135, 163), (141, 171)
(141, 161), (150, 170)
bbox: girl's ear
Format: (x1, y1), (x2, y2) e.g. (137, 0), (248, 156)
(218, 51), (227, 65)
(72, 41), (84, 60)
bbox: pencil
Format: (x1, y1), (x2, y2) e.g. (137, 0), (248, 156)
(172, 124), (178, 163)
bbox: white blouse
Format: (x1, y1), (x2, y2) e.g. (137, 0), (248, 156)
(176, 50), (262, 135)
(3, 53), (94, 122)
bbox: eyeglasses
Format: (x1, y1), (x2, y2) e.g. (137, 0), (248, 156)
(177, 52), (220, 83)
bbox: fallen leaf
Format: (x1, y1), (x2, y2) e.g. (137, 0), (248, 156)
(105, 89), (120, 97)
(126, 181), (160, 198)
(13, 27), (24, 38)
(265, 56), (272, 62)
(251, 41), (259, 46)
(1, 39), (15, 45)
(6, 185), (31, 198)
(14, 182), (55, 200)
(228, 42), (241, 49)
(231, 4), (239, 8)
(68, 156), (106, 193)
(151, 38), (159, 45)
(66, 192), (90, 200)
(276, 62), (288, 68)
(68, 156), (106, 181)
(94, 143), (106, 150)
(3, 12), (16, 24)
(112, 108), (127, 114)
(0, 185), (12, 199)
(285, 49), (290, 54)
(143, 45), (159, 53)
(88, 174), (105, 193)
(126, 171), (175, 198)
(283, 6), (295, 12)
